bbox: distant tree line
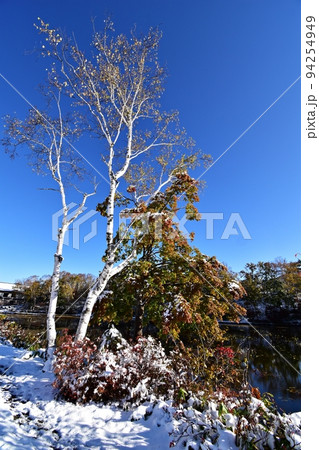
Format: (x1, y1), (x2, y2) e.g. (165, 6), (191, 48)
(239, 259), (301, 311)
(15, 272), (95, 313)
(14, 258), (300, 327)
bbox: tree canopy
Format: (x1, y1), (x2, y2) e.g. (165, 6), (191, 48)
(94, 174), (246, 345)
(239, 259), (301, 308)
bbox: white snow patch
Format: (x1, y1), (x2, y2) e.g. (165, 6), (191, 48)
(0, 341), (301, 449)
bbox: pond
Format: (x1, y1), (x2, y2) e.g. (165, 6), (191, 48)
(3, 314), (301, 413)
(222, 324), (301, 414)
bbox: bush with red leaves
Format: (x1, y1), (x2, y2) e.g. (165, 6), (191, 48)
(53, 330), (176, 405)
(214, 346), (235, 362)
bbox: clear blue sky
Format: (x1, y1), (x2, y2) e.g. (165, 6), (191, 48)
(0, 0), (300, 282)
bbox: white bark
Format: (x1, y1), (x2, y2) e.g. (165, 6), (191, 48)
(46, 225), (66, 352)
(75, 250), (136, 341)
(76, 174), (117, 341)
(75, 265), (112, 341)
(4, 87), (97, 365)
(45, 188), (94, 361)
(75, 157), (137, 341)
(43, 95), (96, 361)
(75, 120), (133, 341)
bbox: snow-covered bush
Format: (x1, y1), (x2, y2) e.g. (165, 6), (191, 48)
(167, 391), (301, 449)
(53, 329), (176, 405)
(53, 325), (246, 408)
(52, 328), (300, 447)
(232, 393), (301, 449)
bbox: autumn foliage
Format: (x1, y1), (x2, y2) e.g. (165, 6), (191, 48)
(94, 172), (246, 345)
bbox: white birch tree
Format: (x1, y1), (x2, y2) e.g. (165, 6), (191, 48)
(35, 18), (202, 341)
(2, 89), (96, 359)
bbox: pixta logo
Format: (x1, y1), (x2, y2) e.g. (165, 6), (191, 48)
(119, 211), (251, 240)
(52, 203), (98, 250)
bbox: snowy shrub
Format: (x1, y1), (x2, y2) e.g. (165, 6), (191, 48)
(53, 329), (176, 405)
(53, 332), (98, 402)
(168, 391), (301, 449)
(53, 327), (245, 408)
(53, 329), (300, 447)
(232, 392), (301, 449)
(98, 324), (128, 352)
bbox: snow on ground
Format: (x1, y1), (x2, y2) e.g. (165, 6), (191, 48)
(0, 341), (175, 449)
(0, 340), (300, 449)
(0, 341), (240, 449)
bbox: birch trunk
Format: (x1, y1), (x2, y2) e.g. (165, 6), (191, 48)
(75, 264), (112, 341)
(46, 225), (66, 361)
(75, 174), (117, 341)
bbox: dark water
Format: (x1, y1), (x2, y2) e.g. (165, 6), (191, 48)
(3, 314), (301, 413)
(222, 324), (301, 414)
(2, 312), (80, 336)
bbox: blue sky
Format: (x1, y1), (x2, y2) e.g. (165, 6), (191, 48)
(0, 0), (300, 282)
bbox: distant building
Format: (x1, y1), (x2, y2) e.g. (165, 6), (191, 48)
(0, 282), (20, 300)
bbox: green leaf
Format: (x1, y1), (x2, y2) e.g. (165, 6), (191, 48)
(218, 402), (228, 417)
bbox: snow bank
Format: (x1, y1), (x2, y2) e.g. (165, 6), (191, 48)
(0, 341), (301, 449)
(0, 342), (170, 449)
